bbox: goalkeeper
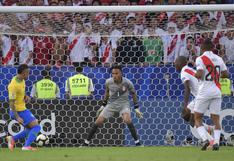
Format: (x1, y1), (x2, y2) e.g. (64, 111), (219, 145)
(83, 64), (143, 146)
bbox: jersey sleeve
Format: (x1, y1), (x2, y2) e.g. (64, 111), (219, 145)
(8, 83), (17, 100)
(195, 57), (205, 70)
(180, 71), (190, 83)
(128, 79), (136, 93)
(65, 80), (69, 92)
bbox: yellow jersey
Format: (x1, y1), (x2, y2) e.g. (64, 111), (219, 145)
(8, 76), (26, 111)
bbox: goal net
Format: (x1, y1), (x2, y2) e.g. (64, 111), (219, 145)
(0, 5), (234, 147)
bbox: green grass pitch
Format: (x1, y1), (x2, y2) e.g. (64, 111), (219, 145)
(1, 146), (234, 161)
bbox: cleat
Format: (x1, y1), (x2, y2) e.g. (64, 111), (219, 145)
(6, 136), (15, 151)
(22, 146), (38, 151)
(212, 144), (219, 151)
(201, 140), (210, 151)
(135, 142), (144, 147)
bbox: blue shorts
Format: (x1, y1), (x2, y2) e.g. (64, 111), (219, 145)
(10, 109), (36, 126)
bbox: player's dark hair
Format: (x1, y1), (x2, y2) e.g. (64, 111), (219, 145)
(201, 38), (214, 51)
(177, 56), (187, 65)
(76, 66), (83, 73)
(17, 64), (29, 74)
(111, 64), (122, 72)
(41, 70), (50, 78)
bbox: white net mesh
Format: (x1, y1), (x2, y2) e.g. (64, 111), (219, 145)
(0, 8), (234, 147)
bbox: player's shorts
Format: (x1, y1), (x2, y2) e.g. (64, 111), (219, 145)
(99, 103), (131, 119)
(187, 99), (196, 113)
(10, 109), (37, 126)
(194, 98), (222, 115)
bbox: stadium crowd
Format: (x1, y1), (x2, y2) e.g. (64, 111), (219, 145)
(0, 0), (234, 67)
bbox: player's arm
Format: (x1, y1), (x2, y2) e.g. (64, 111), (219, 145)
(102, 84), (110, 106)
(181, 80), (191, 122)
(195, 57), (204, 79)
(183, 80), (191, 109)
(131, 90), (143, 118)
(96, 83), (109, 117)
(220, 57), (229, 78)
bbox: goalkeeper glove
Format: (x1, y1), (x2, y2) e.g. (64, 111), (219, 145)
(135, 108), (143, 119)
(96, 106), (105, 117)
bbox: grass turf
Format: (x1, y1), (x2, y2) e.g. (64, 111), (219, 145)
(0, 146), (234, 161)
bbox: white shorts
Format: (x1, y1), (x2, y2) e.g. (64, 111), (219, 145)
(99, 104), (131, 119)
(194, 98), (222, 115)
(187, 100), (196, 113)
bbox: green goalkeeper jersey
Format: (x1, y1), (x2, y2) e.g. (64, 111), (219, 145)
(143, 37), (163, 64)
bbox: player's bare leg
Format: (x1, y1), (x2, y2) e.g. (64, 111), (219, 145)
(122, 112), (142, 146)
(194, 112), (210, 150)
(210, 114), (221, 151)
(83, 115), (105, 146)
(6, 136), (15, 151)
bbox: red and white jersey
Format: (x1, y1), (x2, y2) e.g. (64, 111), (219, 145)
(1, 35), (14, 65)
(99, 39), (113, 63)
(209, 11), (226, 29)
(179, 46), (200, 62)
(67, 31), (86, 63)
(181, 65), (198, 97)
(110, 29), (122, 49)
(195, 51), (227, 99)
(18, 36), (34, 65)
(162, 34), (181, 63)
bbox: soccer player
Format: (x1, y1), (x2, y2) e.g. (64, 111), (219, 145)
(6, 64), (41, 151)
(194, 39), (229, 151)
(175, 56), (214, 143)
(82, 64), (143, 146)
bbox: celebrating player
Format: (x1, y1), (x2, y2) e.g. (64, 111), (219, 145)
(82, 64), (143, 146)
(6, 64), (41, 151)
(194, 39), (229, 151)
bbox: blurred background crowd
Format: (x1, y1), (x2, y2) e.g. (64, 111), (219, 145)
(0, 0), (234, 67)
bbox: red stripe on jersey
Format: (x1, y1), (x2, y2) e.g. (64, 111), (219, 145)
(184, 68), (195, 77)
(68, 35), (80, 51)
(201, 55), (221, 90)
(2, 44), (14, 65)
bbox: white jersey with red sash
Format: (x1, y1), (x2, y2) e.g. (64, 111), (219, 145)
(195, 51), (227, 99)
(209, 11), (226, 29)
(67, 31), (85, 63)
(18, 36), (34, 65)
(99, 39), (112, 63)
(181, 65), (198, 97)
(1, 35), (14, 65)
(163, 34), (180, 63)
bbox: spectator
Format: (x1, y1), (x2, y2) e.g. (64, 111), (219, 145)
(33, 34), (55, 65)
(51, 36), (67, 67)
(67, 23), (86, 66)
(179, 35), (200, 62)
(208, 0), (226, 29)
(98, 30), (114, 65)
(65, 66), (94, 98)
(143, 25), (163, 66)
(219, 30), (234, 63)
(30, 69), (60, 99)
(18, 35), (34, 66)
(116, 27), (145, 65)
(0, 34), (15, 65)
(162, 22), (181, 63)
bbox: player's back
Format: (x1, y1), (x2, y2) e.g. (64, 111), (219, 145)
(195, 51), (227, 99)
(181, 65), (198, 97)
(8, 76), (26, 111)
